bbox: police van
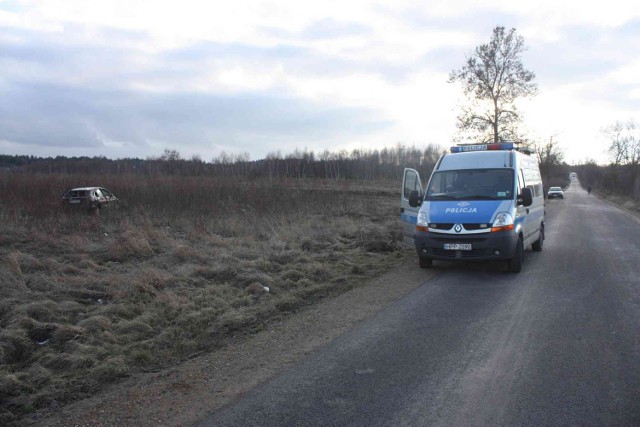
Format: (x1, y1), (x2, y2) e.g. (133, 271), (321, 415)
(401, 142), (544, 273)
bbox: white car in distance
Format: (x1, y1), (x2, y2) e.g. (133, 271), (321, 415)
(547, 186), (564, 199)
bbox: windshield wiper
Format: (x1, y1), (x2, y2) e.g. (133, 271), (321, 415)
(428, 194), (457, 200)
(464, 195), (499, 200)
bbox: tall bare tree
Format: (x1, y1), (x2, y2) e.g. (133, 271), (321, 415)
(604, 119), (640, 200)
(159, 148), (182, 174)
(605, 120), (639, 167)
(533, 135), (565, 185)
(449, 26), (537, 143)
(534, 136), (564, 167)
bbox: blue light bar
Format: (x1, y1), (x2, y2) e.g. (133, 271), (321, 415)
(450, 142), (515, 153)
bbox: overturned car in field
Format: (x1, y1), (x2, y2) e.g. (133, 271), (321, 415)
(61, 187), (118, 213)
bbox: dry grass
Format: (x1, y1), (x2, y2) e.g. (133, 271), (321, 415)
(594, 193), (640, 215)
(0, 173), (409, 424)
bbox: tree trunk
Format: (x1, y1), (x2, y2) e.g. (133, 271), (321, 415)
(493, 99), (499, 143)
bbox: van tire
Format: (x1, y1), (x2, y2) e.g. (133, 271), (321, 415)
(419, 257), (433, 268)
(508, 238), (524, 273)
(532, 225), (544, 252)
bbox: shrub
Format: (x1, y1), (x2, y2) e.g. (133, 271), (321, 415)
(92, 356), (129, 383)
(0, 329), (34, 365)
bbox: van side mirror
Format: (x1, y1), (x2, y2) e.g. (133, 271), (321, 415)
(520, 187), (533, 207)
(408, 190), (422, 207)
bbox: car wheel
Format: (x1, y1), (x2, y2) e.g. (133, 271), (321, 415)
(419, 256), (433, 268)
(508, 237), (524, 273)
(532, 225), (544, 252)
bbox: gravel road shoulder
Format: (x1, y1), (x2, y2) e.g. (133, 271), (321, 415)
(31, 256), (434, 426)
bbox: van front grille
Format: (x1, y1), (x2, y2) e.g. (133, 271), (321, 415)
(428, 223), (454, 230)
(463, 223), (491, 230)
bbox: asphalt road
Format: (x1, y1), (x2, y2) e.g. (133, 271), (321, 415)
(198, 181), (640, 426)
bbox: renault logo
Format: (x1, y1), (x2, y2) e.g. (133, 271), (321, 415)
(454, 224), (462, 233)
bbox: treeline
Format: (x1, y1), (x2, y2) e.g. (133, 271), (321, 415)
(575, 162), (640, 202)
(532, 137), (571, 190)
(578, 119), (640, 203)
(3, 143), (591, 195)
(0, 144), (446, 181)
(541, 165), (572, 191)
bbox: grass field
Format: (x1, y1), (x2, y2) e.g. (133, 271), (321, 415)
(0, 172), (410, 423)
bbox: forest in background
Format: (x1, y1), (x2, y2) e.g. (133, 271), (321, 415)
(4, 138), (640, 207)
(0, 144), (445, 182)
(0, 141), (574, 189)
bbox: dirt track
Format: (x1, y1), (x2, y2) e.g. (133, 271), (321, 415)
(31, 256), (432, 426)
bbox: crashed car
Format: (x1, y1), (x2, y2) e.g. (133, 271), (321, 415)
(62, 187), (118, 213)
(547, 186), (564, 199)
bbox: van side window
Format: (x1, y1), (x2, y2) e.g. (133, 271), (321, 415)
(403, 170), (420, 199)
(518, 169), (525, 195)
(525, 169), (535, 193)
(534, 170), (543, 197)
(535, 183), (542, 197)
(522, 168), (542, 196)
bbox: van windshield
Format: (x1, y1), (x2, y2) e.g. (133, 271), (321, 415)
(426, 169), (514, 201)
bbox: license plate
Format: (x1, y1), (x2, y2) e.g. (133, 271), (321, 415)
(70, 199), (81, 204)
(444, 243), (472, 251)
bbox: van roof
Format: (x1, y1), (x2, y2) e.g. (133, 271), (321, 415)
(438, 150), (513, 171)
(450, 142), (533, 155)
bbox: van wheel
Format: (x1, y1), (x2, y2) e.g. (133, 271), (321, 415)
(419, 257), (433, 268)
(532, 225), (544, 252)
(508, 238), (523, 273)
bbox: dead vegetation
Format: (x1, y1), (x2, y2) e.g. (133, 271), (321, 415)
(0, 173), (408, 424)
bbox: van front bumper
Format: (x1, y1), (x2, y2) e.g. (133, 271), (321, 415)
(414, 230), (518, 262)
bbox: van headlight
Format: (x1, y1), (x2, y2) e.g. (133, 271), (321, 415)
(417, 212), (429, 226)
(491, 212), (515, 232)
(416, 212), (429, 232)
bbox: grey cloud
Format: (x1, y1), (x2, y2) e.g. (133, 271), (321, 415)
(260, 18), (371, 41)
(1, 19), (441, 96)
(164, 40), (307, 62)
(528, 24), (630, 86)
(0, 23), (148, 62)
(394, 6), (524, 35)
(616, 18), (640, 40)
(300, 18), (372, 40)
(0, 82), (390, 155)
(1, 84), (102, 147)
(0, 23), (392, 157)
(162, 39), (434, 84)
(0, 24), (159, 91)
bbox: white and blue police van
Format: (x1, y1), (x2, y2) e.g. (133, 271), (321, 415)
(400, 142), (544, 273)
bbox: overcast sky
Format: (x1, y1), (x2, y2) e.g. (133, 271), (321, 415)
(1, 0), (639, 164)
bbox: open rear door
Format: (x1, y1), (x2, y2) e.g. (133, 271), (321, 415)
(400, 168), (423, 246)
